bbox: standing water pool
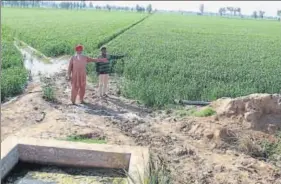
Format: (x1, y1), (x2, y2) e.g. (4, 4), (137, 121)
(2, 161), (127, 184)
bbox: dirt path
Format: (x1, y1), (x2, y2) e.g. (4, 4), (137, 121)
(1, 44), (281, 184)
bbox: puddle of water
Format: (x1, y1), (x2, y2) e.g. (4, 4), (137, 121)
(2, 162), (127, 184)
(14, 41), (69, 83)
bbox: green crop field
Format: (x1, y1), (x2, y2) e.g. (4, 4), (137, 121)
(1, 8), (146, 101)
(1, 25), (28, 101)
(108, 14), (281, 106)
(2, 8), (146, 57)
(2, 8), (281, 106)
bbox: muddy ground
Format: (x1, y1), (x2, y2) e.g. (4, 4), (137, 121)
(1, 44), (281, 184)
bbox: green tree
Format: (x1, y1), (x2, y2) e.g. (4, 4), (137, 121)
(277, 10), (281, 21)
(199, 4), (204, 15)
(89, 2), (93, 8)
(136, 4), (140, 12)
(253, 11), (258, 19)
(146, 4), (152, 13)
(236, 7), (241, 16)
(106, 4), (111, 11)
(259, 10), (265, 19)
(218, 7), (226, 16)
(227, 7), (234, 15)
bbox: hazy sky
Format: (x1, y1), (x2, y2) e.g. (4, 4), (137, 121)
(91, 1), (281, 16)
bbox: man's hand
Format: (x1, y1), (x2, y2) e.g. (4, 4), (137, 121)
(100, 58), (108, 62)
(89, 58), (108, 63)
(67, 75), (71, 81)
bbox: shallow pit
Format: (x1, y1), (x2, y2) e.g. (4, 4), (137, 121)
(3, 161), (126, 184)
(1, 136), (149, 184)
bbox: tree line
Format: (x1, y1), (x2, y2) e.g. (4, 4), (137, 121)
(199, 4), (280, 20)
(1, 1), (279, 20)
(218, 7), (241, 16)
(278, 10), (281, 21)
(1, 1), (153, 13)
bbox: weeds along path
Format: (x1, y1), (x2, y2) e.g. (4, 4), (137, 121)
(2, 39), (281, 183)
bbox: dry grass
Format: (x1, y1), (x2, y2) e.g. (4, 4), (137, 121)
(236, 134), (264, 158)
(126, 155), (171, 184)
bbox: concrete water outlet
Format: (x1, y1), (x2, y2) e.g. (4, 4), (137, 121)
(1, 136), (149, 184)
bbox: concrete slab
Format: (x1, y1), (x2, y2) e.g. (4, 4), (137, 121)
(0, 136), (20, 179)
(0, 136), (149, 184)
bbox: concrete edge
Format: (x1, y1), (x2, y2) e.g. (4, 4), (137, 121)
(17, 144), (132, 170)
(0, 136), (19, 180)
(1, 136), (149, 184)
(127, 147), (150, 184)
(17, 137), (145, 153)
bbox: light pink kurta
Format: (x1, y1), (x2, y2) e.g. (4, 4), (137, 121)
(68, 55), (91, 102)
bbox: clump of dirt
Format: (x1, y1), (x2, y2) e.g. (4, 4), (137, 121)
(212, 94), (281, 133)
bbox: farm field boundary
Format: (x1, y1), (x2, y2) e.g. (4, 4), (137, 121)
(86, 13), (152, 84)
(96, 14), (151, 50)
(2, 8), (149, 57)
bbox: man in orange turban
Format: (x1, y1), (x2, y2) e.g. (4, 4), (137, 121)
(68, 44), (107, 104)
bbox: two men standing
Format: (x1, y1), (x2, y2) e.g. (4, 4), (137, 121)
(68, 44), (124, 104)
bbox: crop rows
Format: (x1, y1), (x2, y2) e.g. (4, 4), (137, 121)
(108, 14), (281, 106)
(1, 25), (28, 101)
(2, 8), (146, 57)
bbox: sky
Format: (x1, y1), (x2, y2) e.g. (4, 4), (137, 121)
(90, 1), (281, 17)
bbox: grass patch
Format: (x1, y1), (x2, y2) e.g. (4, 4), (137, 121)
(64, 135), (107, 144)
(236, 134), (265, 158)
(18, 39), (51, 64)
(174, 106), (216, 118)
(42, 86), (56, 102)
(31, 49), (51, 64)
(40, 76), (56, 102)
(175, 108), (196, 117)
(261, 132), (281, 161)
(1, 67), (28, 102)
(16, 39), (28, 49)
(126, 155), (171, 184)
(233, 132), (281, 162)
(192, 107), (216, 117)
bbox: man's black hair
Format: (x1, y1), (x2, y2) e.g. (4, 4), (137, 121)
(101, 46), (106, 51)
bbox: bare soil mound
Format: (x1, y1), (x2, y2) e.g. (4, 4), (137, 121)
(212, 94), (281, 133)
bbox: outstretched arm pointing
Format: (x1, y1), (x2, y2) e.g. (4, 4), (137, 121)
(87, 57), (107, 63)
